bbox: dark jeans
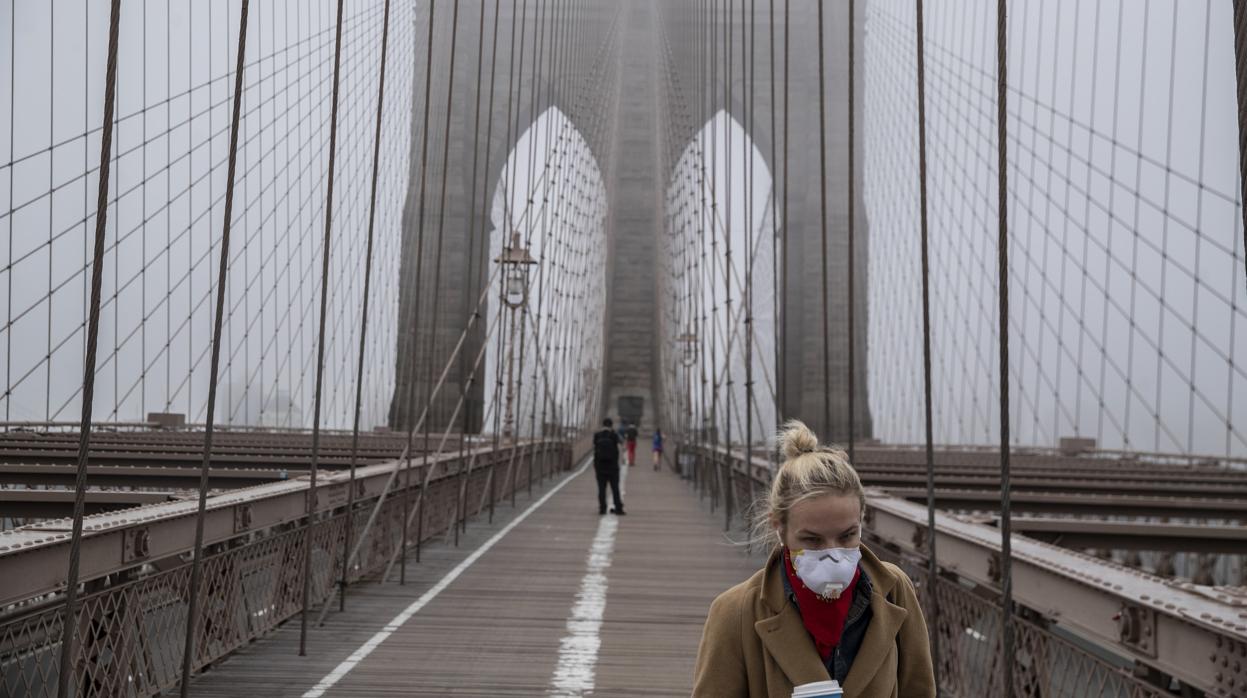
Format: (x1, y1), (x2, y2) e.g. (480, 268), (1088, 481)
(594, 464), (623, 513)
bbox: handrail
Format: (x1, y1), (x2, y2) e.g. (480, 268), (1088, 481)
(0, 440), (553, 609)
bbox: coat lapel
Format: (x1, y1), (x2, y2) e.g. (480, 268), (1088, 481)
(753, 548), (830, 688)
(754, 606), (831, 687)
(842, 548), (909, 695)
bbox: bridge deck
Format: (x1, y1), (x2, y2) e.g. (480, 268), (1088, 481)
(188, 459), (761, 696)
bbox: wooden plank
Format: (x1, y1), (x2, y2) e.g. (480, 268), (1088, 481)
(187, 462), (762, 696)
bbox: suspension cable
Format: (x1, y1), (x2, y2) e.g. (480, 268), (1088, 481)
(780, 0), (789, 428)
(994, 0), (1015, 694)
(768, 0), (779, 446)
(816, 0), (831, 441)
(178, 0), (252, 685)
(914, 0), (942, 690)
(57, 1), (124, 694)
(513, 0), (547, 500)
(338, 0), (395, 614)
(417, 0), (462, 562)
(490, 0), (526, 517)
(456, 0), (500, 535)
(399, 0), (439, 586)
(744, 0), (756, 512)
(1235, 0), (1247, 294)
(475, 0), (506, 524)
(299, 0), (349, 657)
(847, 0), (857, 460)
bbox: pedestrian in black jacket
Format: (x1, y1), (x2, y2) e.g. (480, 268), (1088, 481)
(593, 418), (626, 515)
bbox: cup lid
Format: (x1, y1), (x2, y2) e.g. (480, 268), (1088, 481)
(791, 679), (842, 697)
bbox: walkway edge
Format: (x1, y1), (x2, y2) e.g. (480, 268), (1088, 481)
(301, 457), (592, 698)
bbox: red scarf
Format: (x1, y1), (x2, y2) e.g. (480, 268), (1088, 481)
(782, 548), (861, 660)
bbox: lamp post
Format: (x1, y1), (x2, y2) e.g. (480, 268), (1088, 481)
(677, 331), (699, 368)
(495, 232), (537, 440)
(677, 331), (698, 444)
(498, 231), (537, 309)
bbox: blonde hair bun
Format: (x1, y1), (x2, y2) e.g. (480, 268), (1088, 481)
(777, 420), (820, 460)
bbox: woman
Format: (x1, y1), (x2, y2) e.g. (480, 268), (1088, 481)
(692, 421), (935, 697)
(652, 428), (664, 471)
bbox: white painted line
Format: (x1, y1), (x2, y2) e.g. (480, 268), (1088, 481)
(548, 463), (626, 696)
(303, 458), (592, 698)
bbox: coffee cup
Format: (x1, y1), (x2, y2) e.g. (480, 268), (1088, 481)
(791, 679), (844, 698)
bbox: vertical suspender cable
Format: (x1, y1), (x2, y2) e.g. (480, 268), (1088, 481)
(339, 0), (394, 613)
(724, 0), (734, 529)
(816, 0), (830, 439)
(555, 0), (580, 454)
(477, 0), (504, 524)
(744, 0), (755, 503)
(421, 0), (462, 555)
(780, 0), (788, 428)
(994, 0), (1015, 694)
(1235, 0), (1247, 293)
(491, 0), (523, 517)
(532, 0), (566, 474)
(712, 0), (721, 514)
(704, 0), (713, 504)
(514, 0), (545, 499)
(177, 0), (249, 691)
(767, 0), (778, 441)
(457, 0), (495, 534)
(57, 1), (124, 695)
(399, 0), (440, 584)
(708, 0), (720, 513)
(507, 0), (531, 510)
(300, 0), (349, 657)
(723, 0), (734, 532)
(846, 0), (856, 461)
(914, 0), (941, 691)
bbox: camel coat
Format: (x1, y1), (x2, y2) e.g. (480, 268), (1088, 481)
(692, 545), (935, 698)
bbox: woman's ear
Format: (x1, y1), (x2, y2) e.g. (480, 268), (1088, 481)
(770, 516), (783, 546)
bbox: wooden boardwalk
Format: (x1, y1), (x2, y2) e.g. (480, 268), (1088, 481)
(188, 457), (763, 696)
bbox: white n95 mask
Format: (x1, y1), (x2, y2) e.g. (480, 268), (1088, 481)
(791, 547), (862, 600)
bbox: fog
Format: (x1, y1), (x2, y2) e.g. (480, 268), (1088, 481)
(865, 0), (1246, 456)
(1, 0), (1243, 457)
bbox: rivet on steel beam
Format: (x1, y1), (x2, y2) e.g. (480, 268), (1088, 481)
(122, 527), (150, 563)
(234, 504), (253, 532)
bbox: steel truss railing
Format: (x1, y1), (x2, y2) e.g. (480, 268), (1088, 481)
(0, 440), (571, 697)
(682, 445), (1247, 698)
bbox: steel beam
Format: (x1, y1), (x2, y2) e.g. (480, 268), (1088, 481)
(0, 490), (178, 518)
(883, 486), (1247, 519)
(856, 470), (1247, 499)
(0, 463), (289, 489)
(865, 491), (1247, 697)
(997, 517), (1247, 555)
(0, 442), (545, 608)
